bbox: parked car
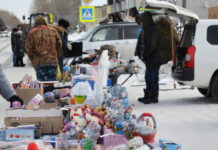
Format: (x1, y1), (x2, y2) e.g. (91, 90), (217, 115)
(0, 31), (11, 37)
(68, 22), (140, 59)
(172, 19), (218, 101)
(142, 0), (218, 101)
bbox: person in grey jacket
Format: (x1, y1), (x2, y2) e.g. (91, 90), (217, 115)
(0, 65), (23, 107)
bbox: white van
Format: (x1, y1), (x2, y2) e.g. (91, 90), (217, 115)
(172, 19), (218, 101)
(68, 22), (140, 59)
(139, 0), (218, 101)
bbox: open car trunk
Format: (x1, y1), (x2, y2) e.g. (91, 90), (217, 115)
(172, 23), (196, 81)
(137, 0), (198, 20)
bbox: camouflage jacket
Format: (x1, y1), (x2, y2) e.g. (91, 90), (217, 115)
(25, 25), (62, 67)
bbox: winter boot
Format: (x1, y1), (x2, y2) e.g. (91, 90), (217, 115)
(138, 89), (149, 103)
(143, 91), (159, 104)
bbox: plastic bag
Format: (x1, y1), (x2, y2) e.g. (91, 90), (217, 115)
(71, 81), (92, 97)
(94, 50), (110, 103)
(134, 56), (146, 82)
(56, 65), (62, 81)
(134, 56), (145, 74)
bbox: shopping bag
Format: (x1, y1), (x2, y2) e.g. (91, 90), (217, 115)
(56, 65), (62, 81)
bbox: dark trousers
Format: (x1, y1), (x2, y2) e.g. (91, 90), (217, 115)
(12, 54), (16, 66)
(145, 67), (160, 92)
(35, 66), (57, 81)
(15, 56), (24, 66)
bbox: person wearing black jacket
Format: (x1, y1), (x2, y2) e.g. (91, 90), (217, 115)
(135, 12), (179, 104)
(57, 19), (70, 73)
(13, 25), (25, 67)
(11, 28), (18, 66)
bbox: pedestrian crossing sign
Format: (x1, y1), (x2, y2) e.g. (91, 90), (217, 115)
(80, 6), (96, 22)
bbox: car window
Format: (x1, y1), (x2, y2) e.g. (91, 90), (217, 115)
(81, 26), (98, 40)
(122, 25), (139, 39)
(92, 27), (119, 41)
(207, 25), (218, 45)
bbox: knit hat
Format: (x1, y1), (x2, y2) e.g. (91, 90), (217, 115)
(139, 12), (154, 30)
(58, 19), (70, 29)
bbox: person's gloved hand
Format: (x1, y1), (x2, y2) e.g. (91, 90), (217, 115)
(8, 95), (24, 108)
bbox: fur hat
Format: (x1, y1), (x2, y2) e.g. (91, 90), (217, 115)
(35, 16), (47, 26)
(58, 19), (70, 29)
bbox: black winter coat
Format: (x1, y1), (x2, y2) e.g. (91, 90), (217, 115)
(135, 25), (161, 70)
(13, 32), (25, 57)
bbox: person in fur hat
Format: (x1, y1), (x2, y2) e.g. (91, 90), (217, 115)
(135, 12), (179, 104)
(25, 16), (62, 81)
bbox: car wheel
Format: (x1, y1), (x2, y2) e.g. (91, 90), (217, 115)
(211, 75), (218, 101)
(197, 88), (209, 97)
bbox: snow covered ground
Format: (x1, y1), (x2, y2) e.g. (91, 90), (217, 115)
(1, 39), (218, 150)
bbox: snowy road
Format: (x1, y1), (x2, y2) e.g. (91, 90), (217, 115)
(0, 38), (218, 150)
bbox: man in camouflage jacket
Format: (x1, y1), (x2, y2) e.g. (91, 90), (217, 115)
(26, 16), (62, 81)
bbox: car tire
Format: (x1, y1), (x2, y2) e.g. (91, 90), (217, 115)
(211, 75), (218, 102)
(197, 88), (209, 97)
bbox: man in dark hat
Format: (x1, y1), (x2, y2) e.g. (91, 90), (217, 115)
(135, 12), (179, 104)
(57, 19), (70, 73)
(13, 24), (25, 67)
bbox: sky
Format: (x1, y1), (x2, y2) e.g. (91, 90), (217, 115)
(0, 0), (34, 22)
(82, 0), (107, 6)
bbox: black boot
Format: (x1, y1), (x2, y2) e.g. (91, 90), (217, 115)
(138, 89), (149, 103)
(143, 91), (159, 104)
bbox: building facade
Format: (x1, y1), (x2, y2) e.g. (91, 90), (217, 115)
(179, 0), (218, 19)
(111, 0), (218, 19)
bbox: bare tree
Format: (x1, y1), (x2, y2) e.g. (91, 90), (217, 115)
(31, 0), (81, 27)
(0, 10), (20, 30)
(0, 17), (6, 31)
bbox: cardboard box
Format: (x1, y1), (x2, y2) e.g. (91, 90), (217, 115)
(39, 102), (59, 109)
(0, 128), (34, 141)
(4, 116), (63, 134)
(15, 88), (44, 105)
(159, 139), (182, 150)
(5, 109), (63, 134)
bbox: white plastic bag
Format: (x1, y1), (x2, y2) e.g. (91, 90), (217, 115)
(94, 50), (110, 104)
(134, 56), (146, 82)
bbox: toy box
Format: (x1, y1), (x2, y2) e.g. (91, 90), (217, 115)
(0, 128), (34, 141)
(159, 139), (182, 150)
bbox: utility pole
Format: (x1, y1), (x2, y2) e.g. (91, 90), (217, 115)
(182, 0), (186, 8)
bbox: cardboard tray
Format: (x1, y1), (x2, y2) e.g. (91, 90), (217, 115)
(4, 116), (63, 134)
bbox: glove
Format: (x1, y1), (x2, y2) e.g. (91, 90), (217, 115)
(8, 95), (24, 108)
